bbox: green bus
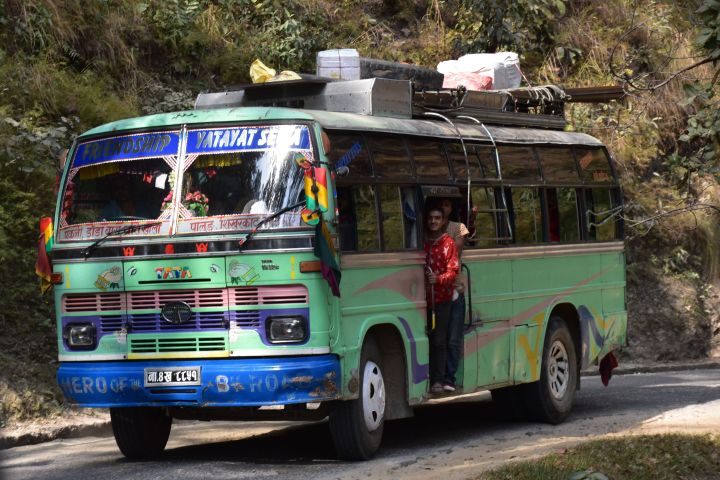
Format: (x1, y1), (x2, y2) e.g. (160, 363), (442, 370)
(51, 79), (626, 460)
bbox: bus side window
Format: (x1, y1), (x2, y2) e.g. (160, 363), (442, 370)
(378, 185), (404, 250)
(469, 186), (499, 248)
(546, 187), (580, 243)
(585, 188), (615, 241)
(337, 187), (357, 251)
(401, 187), (418, 248)
(353, 184), (381, 251)
(510, 187), (541, 244)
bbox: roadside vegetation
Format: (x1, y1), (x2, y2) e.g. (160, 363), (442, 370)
(0, 0), (718, 425)
(480, 433), (720, 480)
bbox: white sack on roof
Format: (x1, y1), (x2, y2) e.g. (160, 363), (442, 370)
(437, 52), (522, 90)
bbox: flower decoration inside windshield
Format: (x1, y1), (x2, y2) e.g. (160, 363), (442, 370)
(184, 191), (209, 217)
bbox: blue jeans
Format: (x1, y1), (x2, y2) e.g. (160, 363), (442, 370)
(428, 301), (452, 385)
(445, 293), (465, 384)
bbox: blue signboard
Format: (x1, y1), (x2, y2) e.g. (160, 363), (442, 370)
(186, 125), (310, 155)
(73, 132), (180, 168)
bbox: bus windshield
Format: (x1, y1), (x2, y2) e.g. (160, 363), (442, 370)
(57, 124), (313, 242)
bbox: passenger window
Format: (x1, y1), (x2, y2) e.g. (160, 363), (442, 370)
(412, 140), (450, 178)
(537, 147), (579, 182)
(355, 185), (380, 251)
(328, 133), (373, 178)
(378, 185), (404, 250)
(367, 135), (412, 178)
(401, 187), (419, 248)
(576, 148), (613, 184)
(585, 188), (616, 241)
(337, 187), (357, 251)
(469, 186), (499, 248)
(498, 146), (541, 182)
(510, 188), (541, 244)
(546, 188), (579, 242)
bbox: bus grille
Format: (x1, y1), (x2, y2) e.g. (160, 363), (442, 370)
(129, 312), (227, 331)
(63, 292), (125, 312)
(127, 289), (227, 309)
(130, 336), (226, 353)
(229, 285), (308, 305)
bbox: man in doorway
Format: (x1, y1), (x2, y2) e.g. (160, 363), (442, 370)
(440, 198), (469, 392)
(424, 206), (460, 394)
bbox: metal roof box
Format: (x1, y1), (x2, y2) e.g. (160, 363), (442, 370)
(195, 78), (412, 119)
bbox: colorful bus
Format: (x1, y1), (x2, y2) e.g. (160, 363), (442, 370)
(50, 79), (626, 460)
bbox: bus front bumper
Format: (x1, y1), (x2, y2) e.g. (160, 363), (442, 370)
(57, 355), (340, 407)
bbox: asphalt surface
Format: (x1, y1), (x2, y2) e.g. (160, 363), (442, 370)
(1, 360), (719, 480)
(1, 358), (718, 450)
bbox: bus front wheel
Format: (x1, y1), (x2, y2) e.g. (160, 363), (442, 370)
(110, 407), (172, 459)
(329, 337), (386, 460)
(522, 316), (577, 424)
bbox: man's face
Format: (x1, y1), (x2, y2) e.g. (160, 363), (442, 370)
(427, 210), (444, 233)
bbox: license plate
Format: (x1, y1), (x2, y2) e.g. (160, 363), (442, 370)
(144, 367), (201, 387)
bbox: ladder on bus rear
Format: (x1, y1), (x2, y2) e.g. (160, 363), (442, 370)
(457, 115), (513, 243)
(423, 112), (513, 244)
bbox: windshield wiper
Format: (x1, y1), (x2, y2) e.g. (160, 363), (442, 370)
(82, 221), (162, 259)
(238, 200), (305, 251)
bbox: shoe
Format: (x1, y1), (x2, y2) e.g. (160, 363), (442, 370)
(430, 382), (444, 394)
(442, 382), (456, 392)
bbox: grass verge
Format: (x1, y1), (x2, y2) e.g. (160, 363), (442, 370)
(480, 434), (720, 480)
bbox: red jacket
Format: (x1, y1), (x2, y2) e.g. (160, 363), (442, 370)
(424, 233), (459, 304)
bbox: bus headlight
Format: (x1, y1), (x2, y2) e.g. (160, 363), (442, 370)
(266, 316), (307, 343)
(64, 323), (97, 349)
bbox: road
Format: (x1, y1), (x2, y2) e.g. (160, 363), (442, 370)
(2, 368), (719, 480)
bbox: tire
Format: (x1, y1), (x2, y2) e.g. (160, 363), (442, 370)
(329, 337), (386, 460)
(110, 407), (172, 459)
(359, 58), (445, 90)
(521, 316), (578, 424)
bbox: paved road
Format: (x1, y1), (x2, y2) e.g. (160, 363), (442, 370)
(2, 368), (719, 480)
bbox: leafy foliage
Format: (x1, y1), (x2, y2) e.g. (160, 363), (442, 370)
(0, 0), (718, 423)
(451, 0), (566, 61)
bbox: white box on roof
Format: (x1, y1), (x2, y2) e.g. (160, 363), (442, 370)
(317, 49), (360, 81)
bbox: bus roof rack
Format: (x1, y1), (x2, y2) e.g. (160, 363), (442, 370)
(194, 78), (624, 130)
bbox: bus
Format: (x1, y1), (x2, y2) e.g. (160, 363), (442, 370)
(50, 78), (626, 460)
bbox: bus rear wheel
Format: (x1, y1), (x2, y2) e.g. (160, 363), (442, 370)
(110, 407), (172, 459)
(521, 316), (577, 424)
(329, 337), (386, 460)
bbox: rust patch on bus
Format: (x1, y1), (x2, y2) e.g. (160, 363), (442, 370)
(287, 375), (313, 384)
(348, 368), (359, 394)
(309, 371), (338, 398)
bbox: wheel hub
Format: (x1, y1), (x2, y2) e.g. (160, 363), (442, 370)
(548, 340), (570, 401)
(362, 360), (386, 431)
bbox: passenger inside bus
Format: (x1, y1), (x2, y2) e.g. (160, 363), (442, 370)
(439, 198), (469, 393)
(424, 204), (459, 394)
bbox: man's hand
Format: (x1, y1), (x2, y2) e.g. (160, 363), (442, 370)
(427, 271), (437, 284)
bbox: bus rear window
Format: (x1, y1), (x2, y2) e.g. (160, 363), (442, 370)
(498, 146), (541, 182)
(450, 144), (499, 180)
(328, 134), (373, 177)
(537, 147), (579, 182)
(367, 135), (412, 178)
(412, 140), (449, 178)
(576, 148), (614, 184)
